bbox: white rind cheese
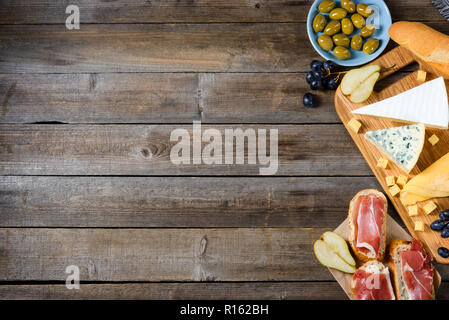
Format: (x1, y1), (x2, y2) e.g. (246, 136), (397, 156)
(352, 77), (449, 129)
(365, 124), (425, 173)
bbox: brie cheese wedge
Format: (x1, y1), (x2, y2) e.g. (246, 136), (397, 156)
(352, 77), (449, 129)
(365, 124), (425, 173)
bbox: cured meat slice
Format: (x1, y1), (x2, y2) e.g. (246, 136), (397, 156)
(352, 194), (385, 257)
(351, 262), (395, 300)
(400, 239), (434, 300)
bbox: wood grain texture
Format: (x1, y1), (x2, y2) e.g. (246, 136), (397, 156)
(0, 282), (349, 300)
(1, 228), (448, 282)
(0, 124), (370, 176)
(0, 227), (336, 281)
(2, 281), (448, 300)
(0, 0), (443, 23)
(2, 23), (446, 74)
(0, 72), (416, 124)
(0, 176), (383, 228)
(0, 24), (314, 73)
(335, 46), (449, 263)
(0, 73), (339, 124)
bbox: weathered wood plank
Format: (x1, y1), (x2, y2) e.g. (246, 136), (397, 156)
(1, 228), (448, 281)
(0, 176), (384, 228)
(0, 24), (313, 73)
(0, 124), (370, 175)
(0, 73), (338, 124)
(1, 281), (448, 300)
(0, 0), (443, 24)
(0, 282), (348, 300)
(0, 73), (200, 124)
(0, 227), (334, 281)
(0, 72), (416, 124)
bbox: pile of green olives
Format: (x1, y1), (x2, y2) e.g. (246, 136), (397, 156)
(313, 0), (380, 61)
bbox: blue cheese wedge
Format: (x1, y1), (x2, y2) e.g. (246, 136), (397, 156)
(352, 77), (448, 129)
(365, 124), (425, 173)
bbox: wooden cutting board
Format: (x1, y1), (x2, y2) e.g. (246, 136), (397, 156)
(335, 45), (449, 264)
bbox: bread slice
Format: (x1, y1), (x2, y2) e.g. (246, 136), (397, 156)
(350, 260), (395, 300)
(387, 239), (435, 300)
(348, 189), (387, 262)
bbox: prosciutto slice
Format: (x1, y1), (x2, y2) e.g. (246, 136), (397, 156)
(353, 194), (385, 257)
(352, 268), (395, 300)
(401, 239), (434, 300)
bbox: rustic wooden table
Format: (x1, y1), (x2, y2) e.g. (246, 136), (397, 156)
(0, 0), (448, 300)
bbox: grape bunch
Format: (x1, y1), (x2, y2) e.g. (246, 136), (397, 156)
(303, 60), (342, 108)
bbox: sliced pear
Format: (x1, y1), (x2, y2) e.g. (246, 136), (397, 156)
(349, 71), (380, 103)
(321, 231), (356, 267)
(341, 64), (381, 95)
(314, 239), (356, 274)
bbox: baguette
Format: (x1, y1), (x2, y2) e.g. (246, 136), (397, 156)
(389, 22), (449, 78)
(387, 239), (435, 300)
(350, 260), (395, 300)
(348, 189), (387, 262)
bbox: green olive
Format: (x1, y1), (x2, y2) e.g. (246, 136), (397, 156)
(323, 20), (341, 36)
(363, 38), (380, 55)
(318, 34), (334, 51)
(360, 24), (376, 38)
(329, 8), (347, 20)
(333, 46), (351, 60)
(351, 35), (363, 50)
(313, 14), (327, 33)
(351, 13), (365, 29)
(341, 18), (354, 35)
(332, 33), (350, 47)
(356, 3), (373, 18)
(341, 0), (356, 13)
(318, 0), (336, 13)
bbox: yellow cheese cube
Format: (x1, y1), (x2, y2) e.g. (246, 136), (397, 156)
(428, 134), (439, 146)
(414, 221), (425, 232)
(423, 201), (437, 215)
(386, 175), (396, 187)
(408, 205), (419, 217)
(377, 157), (388, 169)
(389, 184), (401, 197)
(417, 70), (427, 82)
(396, 174), (408, 187)
(348, 118), (362, 134)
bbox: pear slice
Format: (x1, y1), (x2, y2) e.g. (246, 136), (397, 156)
(349, 71), (380, 103)
(341, 64), (381, 95)
(321, 231), (356, 267)
(314, 239), (356, 274)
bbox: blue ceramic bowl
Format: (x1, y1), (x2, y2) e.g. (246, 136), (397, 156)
(307, 0), (392, 66)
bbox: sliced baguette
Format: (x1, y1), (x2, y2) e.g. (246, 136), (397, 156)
(348, 189), (387, 262)
(350, 260), (395, 300)
(387, 239), (435, 300)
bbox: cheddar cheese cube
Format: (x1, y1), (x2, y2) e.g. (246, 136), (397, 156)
(408, 205), (418, 217)
(415, 221), (425, 232)
(348, 118), (362, 134)
(389, 184), (401, 197)
(417, 70), (427, 82)
(423, 201), (437, 215)
(377, 157), (388, 169)
(386, 176), (396, 187)
(428, 134), (439, 146)
(396, 174), (408, 187)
